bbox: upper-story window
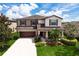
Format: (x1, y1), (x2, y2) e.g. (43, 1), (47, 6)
(20, 20), (26, 26)
(31, 20), (38, 26)
(49, 19), (58, 25)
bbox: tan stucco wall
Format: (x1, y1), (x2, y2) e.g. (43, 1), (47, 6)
(38, 20), (44, 24)
(17, 20), (20, 26)
(26, 20), (31, 26)
(45, 16), (62, 27)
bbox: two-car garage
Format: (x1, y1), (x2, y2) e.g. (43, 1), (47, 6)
(20, 32), (36, 37)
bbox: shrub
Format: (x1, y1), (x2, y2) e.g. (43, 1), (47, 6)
(35, 42), (46, 47)
(34, 36), (41, 43)
(60, 39), (76, 46)
(76, 42), (79, 50)
(75, 37), (79, 41)
(67, 36), (74, 40)
(64, 33), (75, 40)
(11, 32), (20, 40)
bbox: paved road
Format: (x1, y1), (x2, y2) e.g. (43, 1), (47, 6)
(3, 38), (37, 56)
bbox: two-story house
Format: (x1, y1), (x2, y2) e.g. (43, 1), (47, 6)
(16, 15), (63, 38)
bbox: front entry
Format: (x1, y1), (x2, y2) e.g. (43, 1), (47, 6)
(40, 32), (45, 38)
(40, 32), (43, 37)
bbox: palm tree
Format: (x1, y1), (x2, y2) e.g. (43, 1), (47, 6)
(49, 28), (62, 41)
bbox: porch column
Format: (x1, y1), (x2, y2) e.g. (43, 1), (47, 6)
(46, 31), (48, 38)
(62, 31), (64, 38)
(38, 31), (40, 36)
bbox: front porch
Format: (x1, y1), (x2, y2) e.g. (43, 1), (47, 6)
(35, 30), (48, 42)
(36, 31), (48, 38)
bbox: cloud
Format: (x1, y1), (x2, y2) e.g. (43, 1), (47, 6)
(11, 5), (19, 12)
(19, 3), (38, 16)
(6, 9), (13, 17)
(44, 3), (79, 21)
(5, 3), (38, 19)
(3, 3), (79, 22)
(45, 10), (54, 16)
(30, 3), (38, 9)
(6, 8), (23, 19)
(36, 10), (46, 16)
(12, 13), (23, 18)
(68, 16), (79, 22)
(62, 14), (71, 22)
(6, 9), (14, 19)
(36, 9), (65, 17)
(49, 10), (63, 16)
(56, 3), (79, 13)
(3, 4), (9, 9)
(6, 9), (23, 20)
(19, 4), (32, 16)
(0, 5), (3, 11)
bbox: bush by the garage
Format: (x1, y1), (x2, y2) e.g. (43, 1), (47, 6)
(34, 36), (41, 43)
(35, 42), (46, 47)
(12, 32), (20, 40)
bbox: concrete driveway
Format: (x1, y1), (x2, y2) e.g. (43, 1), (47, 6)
(3, 38), (37, 56)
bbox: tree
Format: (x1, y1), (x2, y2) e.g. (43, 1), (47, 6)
(0, 13), (12, 48)
(49, 28), (62, 41)
(63, 23), (78, 40)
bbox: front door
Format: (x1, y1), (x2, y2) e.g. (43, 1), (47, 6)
(40, 32), (45, 38)
(40, 32), (43, 37)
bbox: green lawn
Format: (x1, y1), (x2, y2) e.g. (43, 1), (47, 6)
(36, 45), (79, 56)
(0, 39), (16, 56)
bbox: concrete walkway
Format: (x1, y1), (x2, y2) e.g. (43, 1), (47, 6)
(3, 38), (37, 56)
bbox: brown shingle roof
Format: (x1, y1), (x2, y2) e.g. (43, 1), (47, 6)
(25, 15), (46, 20)
(15, 15), (63, 20)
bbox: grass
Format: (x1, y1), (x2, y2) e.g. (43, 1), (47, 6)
(6, 39), (16, 46)
(0, 32), (19, 56)
(36, 45), (79, 56)
(0, 39), (16, 56)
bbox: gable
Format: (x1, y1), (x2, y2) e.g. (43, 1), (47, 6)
(46, 15), (63, 20)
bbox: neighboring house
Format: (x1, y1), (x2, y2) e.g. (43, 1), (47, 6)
(16, 15), (63, 38)
(0, 13), (17, 32)
(9, 20), (17, 32)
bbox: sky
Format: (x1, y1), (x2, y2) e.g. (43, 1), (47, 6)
(0, 3), (79, 22)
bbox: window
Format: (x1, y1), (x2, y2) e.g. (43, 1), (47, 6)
(20, 20), (26, 26)
(31, 20), (38, 26)
(49, 19), (58, 25)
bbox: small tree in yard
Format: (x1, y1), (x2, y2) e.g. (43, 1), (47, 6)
(0, 13), (12, 48)
(49, 28), (62, 41)
(47, 28), (62, 46)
